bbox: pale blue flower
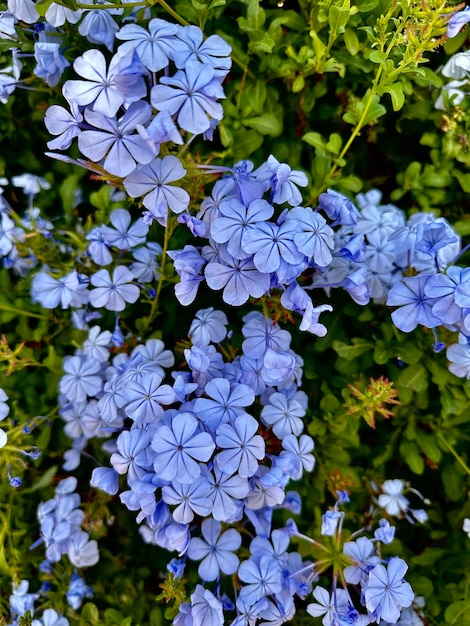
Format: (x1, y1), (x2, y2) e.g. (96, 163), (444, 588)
(188, 307), (228, 346)
(34, 42), (70, 87)
(190, 585), (224, 626)
(78, 102), (155, 178)
(215, 413), (265, 478)
(364, 557), (414, 623)
(116, 18), (178, 71)
(238, 555), (283, 605)
(150, 61), (224, 135)
(188, 518), (241, 581)
(60, 356), (102, 403)
(67, 530), (99, 568)
(89, 266), (140, 312)
(205, 254), (271, 306)
(63, 49), (123, 118)
(162, 476), (213, 524)
(123, 155), (189, 223)
(152, 412), (215, 483)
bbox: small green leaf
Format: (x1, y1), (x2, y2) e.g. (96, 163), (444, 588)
(369, 50), (387, 67)
(332, 338), (374, 360)
(325, 133), (342, 155)
(344, 28), (359, 55)
(309, 31), (326, 61)
(454, 170), (470, 193)
(302, 132), (325, 150)
(243, 113), (282, 136)
(382, 82), (405, 111)
(399, 440), (425, 474)
(328, 5), (350, 34)
(445, 601), (470, 625)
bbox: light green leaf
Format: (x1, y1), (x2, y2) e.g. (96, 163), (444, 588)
(382, 81), (405, 111)
(445, 601), (470, 625)
(243, 113), (282, 136)
(344, 28), (359, 55)
(328, 5), (350, 33)
(332, 338), (374, 360)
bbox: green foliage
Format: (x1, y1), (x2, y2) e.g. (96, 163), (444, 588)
(0, 0), (469, 625)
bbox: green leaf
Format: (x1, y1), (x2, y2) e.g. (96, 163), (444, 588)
(35, 0), (58, 15)
(411, 547), (447, 566)
(332, 338), (374, 360)
(231, 129), (263, 158)
(328, 5), (350, 34)
(302, 132), (326, 150)
(368, 50), (387, 67)
(81, 603), (99, 625)
(344, 28), (359, 55)
(399, 440), (425, 474)
(325, 133), (342, 155)
(396, 364), (428, 393)
(454, 170), (470, 193)
(442, 462), (465, 501)
(243, 113), (282, 136)
(26, 465), (57, 493)
(382, 82), (405, 111)
(373, 340), (390, 365)
(445, 601), (470, 624)
(309, 31), (326, 61)
(355, 0), (379, 10)
(453, 218), (470, 236)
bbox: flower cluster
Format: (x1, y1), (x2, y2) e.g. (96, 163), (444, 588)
(2, 3), (467, 625)
(34, 476), (99, 568)
(55, 308), (318, 623)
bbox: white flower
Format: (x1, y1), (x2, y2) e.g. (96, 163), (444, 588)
(378, 479), (409, 517)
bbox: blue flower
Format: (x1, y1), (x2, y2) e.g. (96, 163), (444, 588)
(386, 275), (441, 333)
(115, 18), (178, 71)
(238, 555), (283, 605)
(162, 476), (213, 523)
(318, 189), (359, 226)
(364, 557), (414, 623)
(306, 586), (350, 626)
(215, 413), (265, 478)
(152, 412), (215, 483)
(171, 25), (232, 74)
(188, 307), (228, 347)
(32, 270), (89, 309)
(447, 340), (470, 378)
(343, 537), (380, 584)
(204, 466), (249, 522)
(210, 198), (274, 259)
(241, 221), (304, 274)
(123, 155), (189, 224)
(447, 6), (470, 38)
(188, 518), (241, 581)
(60, 356), (102, 403)
(78, 9), (118, 52)
(151, 61), (224, 135)
(89, 266), (140, 312)
(78, 103), (156, 178)
(194, 377), (255, 432)
(110, 429), (152, 482)
(261, 392), (305, 439)
(205, 254), (271, 306)
(190, 585), (224, 626)
(63, 49), (124, 117)
(34, 42), (70, 87)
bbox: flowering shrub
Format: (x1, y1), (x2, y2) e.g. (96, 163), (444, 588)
(0, 1), (470, 625)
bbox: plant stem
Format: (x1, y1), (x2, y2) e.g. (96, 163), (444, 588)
(437, 432), (470, 475)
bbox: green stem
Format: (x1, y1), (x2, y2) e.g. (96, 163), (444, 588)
(153, 0), (190, 26)
(146, 213), (174, 329)
(76, 1), (146, 8)
(0, 303), (49, 320)
(437, 432), (470, 476)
